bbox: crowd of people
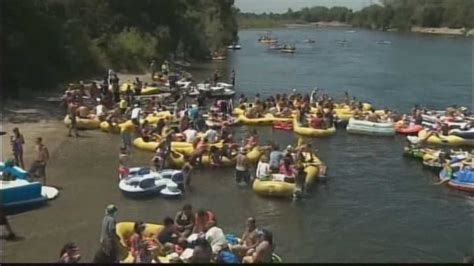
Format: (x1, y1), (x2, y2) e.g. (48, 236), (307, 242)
(238, 90), (375, 129)
(90, 204), (275, 264)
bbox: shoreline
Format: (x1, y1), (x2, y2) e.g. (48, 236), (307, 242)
(243, 21), (473, 37)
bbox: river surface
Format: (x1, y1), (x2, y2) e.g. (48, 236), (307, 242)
(3, 27), (473, 263)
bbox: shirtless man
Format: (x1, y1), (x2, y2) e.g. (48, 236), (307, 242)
(242, 229), (274, 263)
(230, 217), (259, 259)
(28, 137), (50, 184)
(68, 100), (80, 137)
(367, 109), (380, 123)
(235, 148), (251, 185)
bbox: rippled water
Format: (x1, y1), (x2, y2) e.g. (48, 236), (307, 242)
(3, 27), (473, 263)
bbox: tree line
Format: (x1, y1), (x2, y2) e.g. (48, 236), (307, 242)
(238, 0), (474, 30)
(1, 0), (239, 98)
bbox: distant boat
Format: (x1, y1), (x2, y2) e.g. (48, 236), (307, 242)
(346, 30), (356, 33)
(280, 45), (296, 53)
(268, 44), (282, 50)
(304, 39), (316, 43)
(258, 38), (278, 44)
(227, 44), (242, 50)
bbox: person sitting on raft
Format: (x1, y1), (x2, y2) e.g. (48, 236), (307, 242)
(175, 204), (195, 238)
(279, 156), (295, 178)
(204, 127), (219, 144)
(310, 112), (325, 129)
(139, 120), (153, 142)
(366, 109), (380, 123)
(155, 217), (185, 255)
(183, 126), (198, 144)
(193, 209), (216, 234)
(256, 155), (271, 180)
(269, 145), (285, 173)
(230, 217), (259, 260)
(129, 221), (151, 263)
(242, 229), (274, 263)
(244, 103), (257, 118)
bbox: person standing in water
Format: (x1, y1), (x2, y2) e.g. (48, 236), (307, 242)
(230, 69), (236, 86)
(95, 204), (119, 263)
(10, 127), (25, 168)
(67, 100), (80, 137)
(235, 148), (251, 185)
(28, 137), (50, 184)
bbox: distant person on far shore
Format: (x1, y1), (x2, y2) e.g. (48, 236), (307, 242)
(150, 59), (156, 80)
(11, 127), (25, 168)
(28, 137), (49, 185)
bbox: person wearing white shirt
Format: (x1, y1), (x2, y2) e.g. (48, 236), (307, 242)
(183, 127), (198, 143)
(95, 100), (107, 121)
(205, 226), (228, 254)
(255, 155), (271, 179)
(204, 128), (218, 144)
(131, 104), (142, 125)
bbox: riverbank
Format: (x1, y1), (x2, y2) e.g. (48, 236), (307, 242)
(411, 26), (474, 36)
(241, 19), (473, 37)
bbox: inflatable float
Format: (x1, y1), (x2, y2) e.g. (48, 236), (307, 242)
(418, 129), (474, 146)
(394, 122), (423, 134)
(64, 115), (100, 130)
(346, 118), (395, 136)
(293, 117), (336, 137)
(252, 153), (322, 198)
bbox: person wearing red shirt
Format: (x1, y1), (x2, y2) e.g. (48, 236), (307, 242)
(310, 112), (324, 129)
(193, 209), (216, 234)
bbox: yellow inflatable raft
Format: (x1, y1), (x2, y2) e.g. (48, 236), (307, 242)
(418, 129), (474, 146)
(120, 83), (164, 95)
(116, 222), (169, 263)
(252, 153), (322, 198)
(237, 114), (293, 125)
(293, 117), (336, 137)
(133, 137), (224, 155)
(63, 115), (100, 130)
(233, 107), (245, 116)
(167, 147), (263, 168)
(99, 121), (122, 133)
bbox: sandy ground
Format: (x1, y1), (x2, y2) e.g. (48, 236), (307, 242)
(411, 26), (469, 36)
(1, 94), (69, 168)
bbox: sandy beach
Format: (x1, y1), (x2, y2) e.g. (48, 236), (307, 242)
(410, 26), (470, 36)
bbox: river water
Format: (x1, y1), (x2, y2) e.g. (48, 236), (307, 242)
(3, 27), (473, 263)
